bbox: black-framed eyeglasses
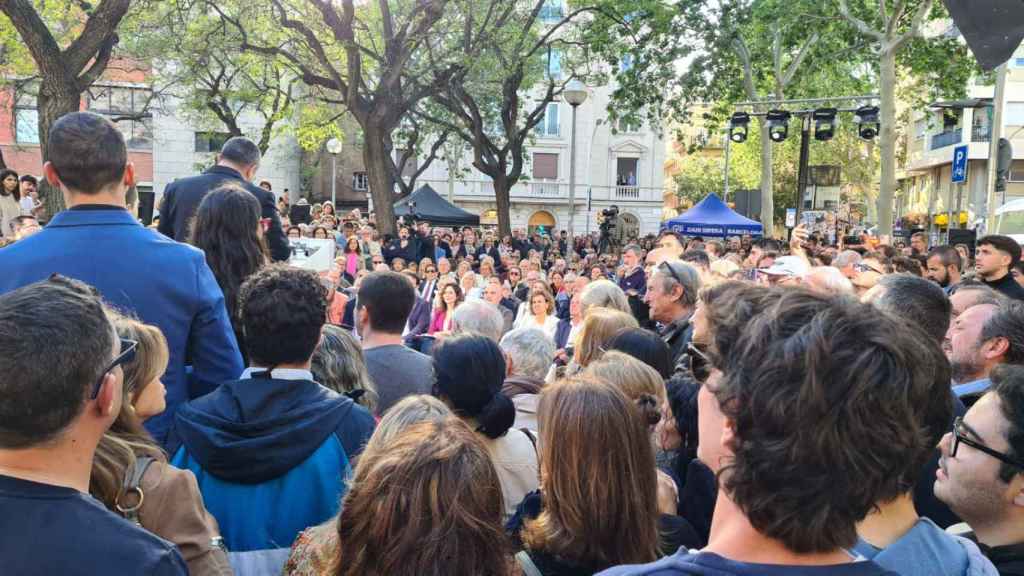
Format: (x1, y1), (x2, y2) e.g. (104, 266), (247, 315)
(91, 338), (138, 399)
(952, 417), (1024, 469)
(372, 259), (384, 264)
(855, 263), (884, 274)
(426, 269), (437, 274)
(687, 342), (712, 383)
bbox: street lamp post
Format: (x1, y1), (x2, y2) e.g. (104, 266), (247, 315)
(326, 137), (343, 208)
(564, 79), (588, 259)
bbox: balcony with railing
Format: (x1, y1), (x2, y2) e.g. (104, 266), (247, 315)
(972, 125), (992, 142)
(530, 180), (562, 197)
(930, 128), (963, 150)
(614, 186), (640, 199)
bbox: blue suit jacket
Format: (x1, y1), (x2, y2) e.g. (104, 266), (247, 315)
(0, 207), (243, 444)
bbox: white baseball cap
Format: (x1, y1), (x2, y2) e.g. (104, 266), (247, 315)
(759, 255), (809, 278)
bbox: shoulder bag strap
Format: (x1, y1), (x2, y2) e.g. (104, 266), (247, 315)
(515, 550), (544, 576)
(116, 455), (156, 526)
(520, 428), (538, 454)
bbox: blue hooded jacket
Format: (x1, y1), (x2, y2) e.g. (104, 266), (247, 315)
(851, 518), (998, 576)
(170, 373), (375, 575)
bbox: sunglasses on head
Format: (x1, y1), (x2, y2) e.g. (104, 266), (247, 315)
(91, 338), (138, 399)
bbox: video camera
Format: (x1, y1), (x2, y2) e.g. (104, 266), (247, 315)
(600, 206), (620, 220)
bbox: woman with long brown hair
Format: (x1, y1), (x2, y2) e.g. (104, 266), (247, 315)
(90, 315), (231, 576)
(331, 417), (512, 576)
(511, 376), (660, 575)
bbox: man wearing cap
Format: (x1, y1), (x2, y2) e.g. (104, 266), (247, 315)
(758, 255), (809, 287)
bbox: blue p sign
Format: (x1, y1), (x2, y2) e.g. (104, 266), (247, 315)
(952, 145), (969, 184)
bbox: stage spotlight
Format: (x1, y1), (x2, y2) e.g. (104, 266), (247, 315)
(729, 112), (750, 143)
(766, 110), (791, 142)
(854, 105), (880, 140)
(813, 108), (837, 141)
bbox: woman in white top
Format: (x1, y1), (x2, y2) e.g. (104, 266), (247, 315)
(514, 286), (559, 341)
(0, 170), (21, 240)
(432, 333), (539, 521)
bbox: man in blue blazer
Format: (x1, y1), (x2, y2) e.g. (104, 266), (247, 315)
(0, 112), (243, 445)
(157, 136), (290, 262)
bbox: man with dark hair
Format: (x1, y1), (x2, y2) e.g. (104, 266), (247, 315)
(602, 290), (946, 575)
(976, 235), (1024, 300)
(158, 136), (289, 261)
(928, 245), (964, 293)
(865, 273), (952, 345)
(0, 276), (187, 575)
(171, 265), (374, 574)
(947, 300), (1024, 406)
(681, 249), (711, 274)
(357, 271), (434, 414)
(936, 364), (1024, 574)
(656, 230), (685, 258)
(862, 272), (967, 529)
(9, 214), (40, 240)
(0, 112), (242, 446)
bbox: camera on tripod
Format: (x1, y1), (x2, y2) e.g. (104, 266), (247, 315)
(599, 206), (619, 231)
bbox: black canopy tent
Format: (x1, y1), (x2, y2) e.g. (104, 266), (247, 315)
(393, 184), (480, 227)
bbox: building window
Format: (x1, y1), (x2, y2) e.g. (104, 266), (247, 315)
(14, 89), (39, 145)
(535, 103), (560, 137)
(533, 152), (559, 180)
(352, 172), (369, 191)
(539, 0), (564, 23)
(616, 157), (639, 186)
(1006, 102), (1024, 127)
(546, 48), (562, 79)
(1010, 160), (1024, 183)
(195, 132), (232, 153)
(87, 85), (154, 150)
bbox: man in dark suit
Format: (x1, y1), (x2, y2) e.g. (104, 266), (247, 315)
(158, 137), (290, 261)
(0, 112), (243, 446)
(419, 262), (439, 303)
(401, 271), (432, 340)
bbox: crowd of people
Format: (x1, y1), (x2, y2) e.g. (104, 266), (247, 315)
(2, 110), (1024, 576)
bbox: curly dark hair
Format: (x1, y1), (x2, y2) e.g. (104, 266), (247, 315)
(699, 281), (781, 364)
(0, 169), (20, 201)
(711, 289), (949, 553)
(991, 364), (1024, 483)
(188, 184), (268, 340)
(238, 264), (327, 366)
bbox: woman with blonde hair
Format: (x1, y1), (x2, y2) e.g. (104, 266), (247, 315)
(583, 351), (665, 436)
(284, 396), (456, 575)
(311, 325), (379, 412)
(511, 376), (660, 575)
(91, 315), (231, 576)
(514, 285), (559, 340)
(573, 307), (639, 369)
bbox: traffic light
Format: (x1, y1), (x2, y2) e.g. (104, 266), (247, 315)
(729, 112), (750, 143)
(766, 110), (791, 142)
(997, 138), (1013, 193)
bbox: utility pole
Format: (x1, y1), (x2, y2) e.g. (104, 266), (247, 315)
(986, 62), (1009, 230)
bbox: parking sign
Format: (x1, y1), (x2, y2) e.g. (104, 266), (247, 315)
(952, 144), (969, 184)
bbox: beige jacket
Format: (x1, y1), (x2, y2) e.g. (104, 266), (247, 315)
(135, 462), (233, 576)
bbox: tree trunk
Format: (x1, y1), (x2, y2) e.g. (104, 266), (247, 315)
(877, 49), (897, 236)
(759, 119), (775, 237)
(363, 128), (397, 236)
(38, 87), (83, 218)
(0, 145), (6, 171)
(493, 172), (512, 238)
